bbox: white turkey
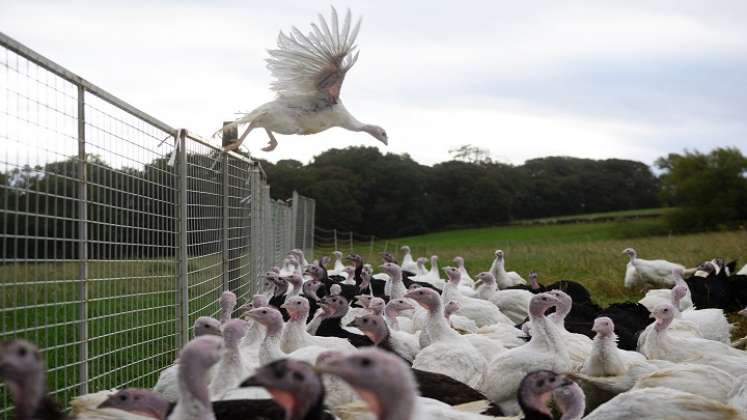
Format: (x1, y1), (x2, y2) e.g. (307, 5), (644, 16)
(383, 298), (416, 333)
(329, 250), (349, 279)
(482, 293), (571, 414)
(415, 255), (444, 288)
(280, 296), (356, 353)
(153, 317), (223, 402)
(318, 348), (497, 419)
(215, 7), (387, 152)
(415, 257), (429, 277)
(639, 303), (747, 377)
(348, 313), (420, 362)
(474, 271), (532, 324)
(452, 256), (476, 287)
(633, 363), (738, 404)
(400, 245), (419, 274)
(441, 267), (513, 327)
(404, 287), (487, 390)
(671, 283), (732, 344)
(443, 300), (479, 335)
(444, 301), (505, 362)
(580, 317), (645, 377)
(638, 267), (693, 312)
(558, 381), (747, 420)
(208, 319), (249, 399)
(489, 250), (526, 288)
(622, 247), (684, 289)
(546, 290), (592, 372)
(246, 306), (327, 365)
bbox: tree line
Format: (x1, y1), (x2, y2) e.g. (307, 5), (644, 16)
(260, 146), (663, 237)
(1, 145), (743, 259)
(261, 145), (746, 237)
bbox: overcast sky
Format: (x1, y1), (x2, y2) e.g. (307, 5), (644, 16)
(2, 0), (746, 166)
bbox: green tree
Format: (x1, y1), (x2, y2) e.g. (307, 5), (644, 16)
(656, 147), (747, 230)
(448, 144), (493, 164)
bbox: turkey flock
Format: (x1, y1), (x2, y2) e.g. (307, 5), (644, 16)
(4, 246), (747, 420)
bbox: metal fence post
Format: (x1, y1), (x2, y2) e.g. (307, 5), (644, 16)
(301, 198), (308, 254)
(76, 84), (89, 395)
(308, 199), (315, 259)
(221, 152), (229, 292)
(291, 191), (299, 249)
(175, 129), (189, 349)
(221, 122), (236, 293)
(349, 231), (354, 253)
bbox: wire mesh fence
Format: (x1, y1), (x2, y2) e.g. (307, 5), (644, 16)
(0, 32), (314, 417)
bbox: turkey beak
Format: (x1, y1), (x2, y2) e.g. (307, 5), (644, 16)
(649, 313), (655, 319)
(346, 320), (357, 328)
(474, 279), (483, 288)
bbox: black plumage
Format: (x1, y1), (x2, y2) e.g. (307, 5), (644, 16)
(316, 314), (373, 348)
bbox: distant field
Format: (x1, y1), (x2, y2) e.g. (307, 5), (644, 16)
(515, 207), (672, 225)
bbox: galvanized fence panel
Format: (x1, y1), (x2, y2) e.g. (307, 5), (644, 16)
(0, 32), (313, 418)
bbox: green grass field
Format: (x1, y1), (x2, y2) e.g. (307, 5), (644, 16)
(0, 254), (255, 417)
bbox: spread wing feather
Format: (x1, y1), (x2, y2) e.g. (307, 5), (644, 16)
(266, 7), (362, 103)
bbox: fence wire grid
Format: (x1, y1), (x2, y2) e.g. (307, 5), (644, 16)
(0, 32), (314, 417)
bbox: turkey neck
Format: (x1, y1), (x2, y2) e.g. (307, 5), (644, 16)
(219, 307), (232, 324)
(283, 311), (311, 351)
(388, 270), (406, 300)
(384, 306), (400, 330)
(241, 320), (264, 348)
(177, 357), (215, 420)
(425, 300), (460, 342)
(493, 258), (509, 288)
(529, 311), (568, 361)
(588, 333), (625, 376)
(7, 365), (46, 420)
(259, 321), (286, 365)
(441, 279), (462, 304)
(475, 281), (496, 300)
(549, 300), (571, 330)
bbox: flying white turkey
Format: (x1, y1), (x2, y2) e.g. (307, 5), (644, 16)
(215, 7), (388, 152)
